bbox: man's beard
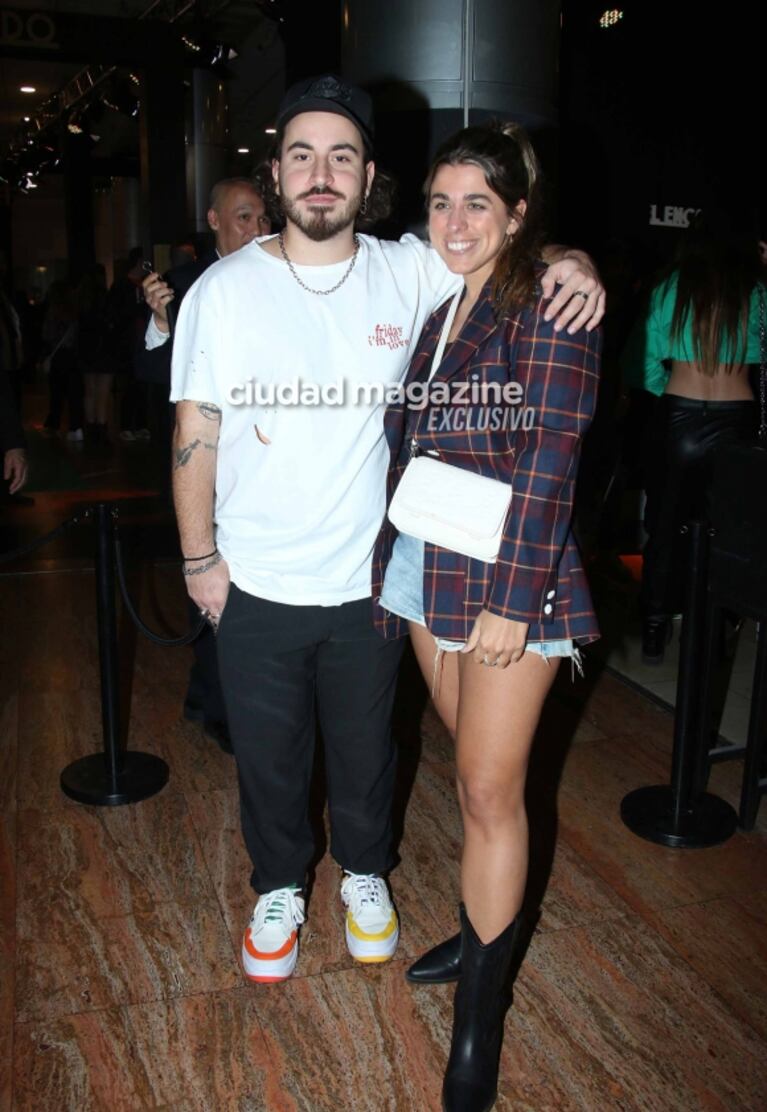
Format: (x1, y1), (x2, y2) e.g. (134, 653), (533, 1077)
(281, 185), (363, 242)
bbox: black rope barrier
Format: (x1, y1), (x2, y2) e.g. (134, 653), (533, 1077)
(113, 518), (206, 647)
(0, 510), (90, 566)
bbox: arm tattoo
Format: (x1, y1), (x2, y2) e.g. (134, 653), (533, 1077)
(182, 551), (223, 577)
(174, 438), (217, 469)
(197, 403), (222, 422)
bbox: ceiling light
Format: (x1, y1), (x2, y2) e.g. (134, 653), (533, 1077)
(264, 127), (276, 135)
(237, 147), (250, 154)
(599, 10), (624, 29)
(23, 116), (30, 122)
(20, 85), (37, 94)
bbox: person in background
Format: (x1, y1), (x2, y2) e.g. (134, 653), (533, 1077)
(76, 264), (112, 445)
(42, 280), (82, 441)
(623, 211), (764, 662)
(141, 178), (272, 355)
(1, 322), (28, 500)
(0, 263), (24, 413)
(107, 248), (150, 443)
(140, 178), (272, 753)
(168, 239), (197, 270)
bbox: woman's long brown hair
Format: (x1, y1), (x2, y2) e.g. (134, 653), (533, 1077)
(670, 211), (761, 375)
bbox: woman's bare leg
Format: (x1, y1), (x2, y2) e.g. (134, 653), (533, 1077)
(455, 652), (559, 942)
(409, 621), (559, 939)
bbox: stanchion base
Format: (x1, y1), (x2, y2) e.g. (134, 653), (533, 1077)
(60, 752), (169, 806)
(621, 785), (738, 848)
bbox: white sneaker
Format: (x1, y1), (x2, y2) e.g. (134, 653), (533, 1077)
(242, 887), (305, 983)
(340, 872), (399, 964)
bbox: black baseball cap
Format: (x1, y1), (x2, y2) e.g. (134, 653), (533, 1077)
(275, 74), (374, 149)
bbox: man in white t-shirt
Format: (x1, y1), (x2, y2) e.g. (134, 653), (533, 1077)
(168, 75), (605, 983)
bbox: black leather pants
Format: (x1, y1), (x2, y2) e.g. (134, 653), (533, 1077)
(641, 394), (757, 618)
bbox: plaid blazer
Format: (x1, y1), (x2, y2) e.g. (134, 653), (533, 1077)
(372, 274), (602, 644)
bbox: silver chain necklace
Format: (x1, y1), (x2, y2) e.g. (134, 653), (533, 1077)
(278, 232), (360, 295)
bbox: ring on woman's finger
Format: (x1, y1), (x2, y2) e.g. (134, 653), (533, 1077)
(575, 290), (590, 300)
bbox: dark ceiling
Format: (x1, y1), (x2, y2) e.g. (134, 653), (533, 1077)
(0, 0), (284, 152)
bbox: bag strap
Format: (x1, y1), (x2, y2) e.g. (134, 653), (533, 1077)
(427, 291), (463, 383)
(758, 283), (767, 443)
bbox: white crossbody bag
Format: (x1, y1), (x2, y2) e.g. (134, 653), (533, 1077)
(387, 292), (513, 564)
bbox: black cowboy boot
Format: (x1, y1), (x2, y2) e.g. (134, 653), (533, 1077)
(442, 906), (523, 1112)
(406, 929), (461, 984)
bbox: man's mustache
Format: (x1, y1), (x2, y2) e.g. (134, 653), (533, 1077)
(298, 186), (345, 200)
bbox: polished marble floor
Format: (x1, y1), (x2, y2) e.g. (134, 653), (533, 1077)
(0, 556), (765, 1112)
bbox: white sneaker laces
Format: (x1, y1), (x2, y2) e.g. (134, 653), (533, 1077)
(341, 873), (388, 916)
(254, 887), (305, 930)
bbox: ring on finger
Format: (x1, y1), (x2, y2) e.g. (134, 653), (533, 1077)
(575, 290), (590, 299)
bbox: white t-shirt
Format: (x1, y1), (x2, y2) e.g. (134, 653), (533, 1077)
(170, 233), (459, 606)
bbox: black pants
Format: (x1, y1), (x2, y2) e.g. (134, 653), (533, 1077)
(642, 394), (757, 617)
(119, 376), (149, 432)
(46, 350), (84, 431)
(216, 587), (405, 893)
(185, 596), (227, 723)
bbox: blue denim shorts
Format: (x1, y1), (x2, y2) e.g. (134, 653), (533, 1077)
(380, 531), (583, 673)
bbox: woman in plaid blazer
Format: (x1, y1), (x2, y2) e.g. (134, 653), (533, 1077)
(372, 123), (601, 1111)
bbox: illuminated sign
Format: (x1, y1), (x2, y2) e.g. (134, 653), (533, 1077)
(649, 205), (701, 229)
(599, 10), (624, 29)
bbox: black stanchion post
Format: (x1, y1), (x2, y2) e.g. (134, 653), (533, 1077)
(97, 500), (121, 796)
(620, 520), (738, 847)
(60, 502), (169, 806)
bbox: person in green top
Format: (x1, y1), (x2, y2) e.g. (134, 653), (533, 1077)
(622, 211), (764, 662)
